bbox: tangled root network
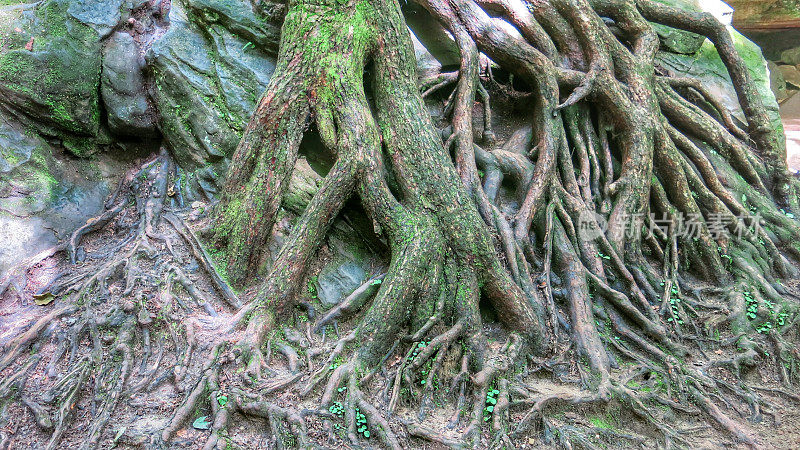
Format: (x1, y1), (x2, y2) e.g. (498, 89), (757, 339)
(3, 0), (800, 448)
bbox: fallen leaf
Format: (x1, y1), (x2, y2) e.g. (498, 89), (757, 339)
(192, 416), (211, 430)
(33, 292), (54, 306)
(25, 37), (34, 51)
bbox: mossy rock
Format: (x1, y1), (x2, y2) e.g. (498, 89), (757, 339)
(0, 0), (130, 141)
(657, 28), (783, 142)
(147, 0), (278, 199)
(649, 0), (706, 54)
(0, 115), (113, 277)
(102, 31), (158, 137)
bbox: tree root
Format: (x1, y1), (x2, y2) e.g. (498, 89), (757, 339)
(3, 0), (800, 448)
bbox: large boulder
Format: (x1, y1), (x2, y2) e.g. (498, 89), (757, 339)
(768, 61), (789, 103)
(780, 47), (800, 66)
(102, 31), (158, 137)
(651, 0), (706, 54)
(0, 116), (119, 277)
(657, 28), (783, 136)
(779, 64), (800, 89)
(147, 0), (279, 199)
(0, 0), (130, 144)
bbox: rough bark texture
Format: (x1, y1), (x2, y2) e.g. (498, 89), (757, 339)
(2, 0), (800, 448)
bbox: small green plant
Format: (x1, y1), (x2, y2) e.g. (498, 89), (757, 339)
(307, 276), (318, 299)
(596, 252), (611, 260)
(356, 408), (370, 438)
(483, 388), (500, 421)
(663, 284), (683, 325)
(328, 401), (344, 417)
(589, 416), (613, 429)
(745, 291), (758, 320)
(756, 321), (773, 334)
(408, 341), (427, 362)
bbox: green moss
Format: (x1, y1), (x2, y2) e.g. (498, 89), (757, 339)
(0, 0), (102, 137)
(589, 416), (615, 430)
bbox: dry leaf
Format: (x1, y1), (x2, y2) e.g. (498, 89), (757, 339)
(33, 292), (54, 306)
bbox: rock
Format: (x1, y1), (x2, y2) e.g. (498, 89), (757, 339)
(768, 61), (788, 103)
(781, 47), (800, 66)
(653, 22), (706, 55)
(0, 0), (128, 142)
(147, 0), (278, 198)
(102, 31), (158, 136)
(652, 0), (706, 54)
(779, 64), (800, 89)
(67, 0), (128, 39)
(314, 223), (377, 307)
(316, 258), (367, 307)
(403, 2), (460, 68)
(0, 116), (115, 277)
(657, 28), (783, 140)
(410, 31), (441, 79)
(183, 0), (281, 52)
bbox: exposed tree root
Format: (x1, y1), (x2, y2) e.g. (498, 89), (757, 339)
(3, 0), (800, 448)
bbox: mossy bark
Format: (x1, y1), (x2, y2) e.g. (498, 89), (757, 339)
(204, 0), (800, 446)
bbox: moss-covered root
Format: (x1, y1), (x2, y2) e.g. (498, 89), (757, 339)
(198, 0), (799, 447)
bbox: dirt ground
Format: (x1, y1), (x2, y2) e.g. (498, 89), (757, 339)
(1, 154), (800, 449)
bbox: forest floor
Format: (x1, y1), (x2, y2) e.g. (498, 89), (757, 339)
(0, 153), (800, 449)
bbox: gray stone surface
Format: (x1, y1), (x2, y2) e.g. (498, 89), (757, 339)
(779, 64), (800, 89)
(780, 46), (800, 66)
(0, 117), (111, 277)
(315, 223), (375, 306)
(147, 0), (278, 199)
(403, 2), (460, 68)
(768, 61), (788, 103)
(102, 31), (158, 136)
(0, 0), (126, 144)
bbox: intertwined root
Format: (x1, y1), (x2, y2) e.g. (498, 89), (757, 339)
(4, 0), (800, 447)
(204, 0), (800, 446)
(197, 0), (800, 446)
(0, 151), (242, 449)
